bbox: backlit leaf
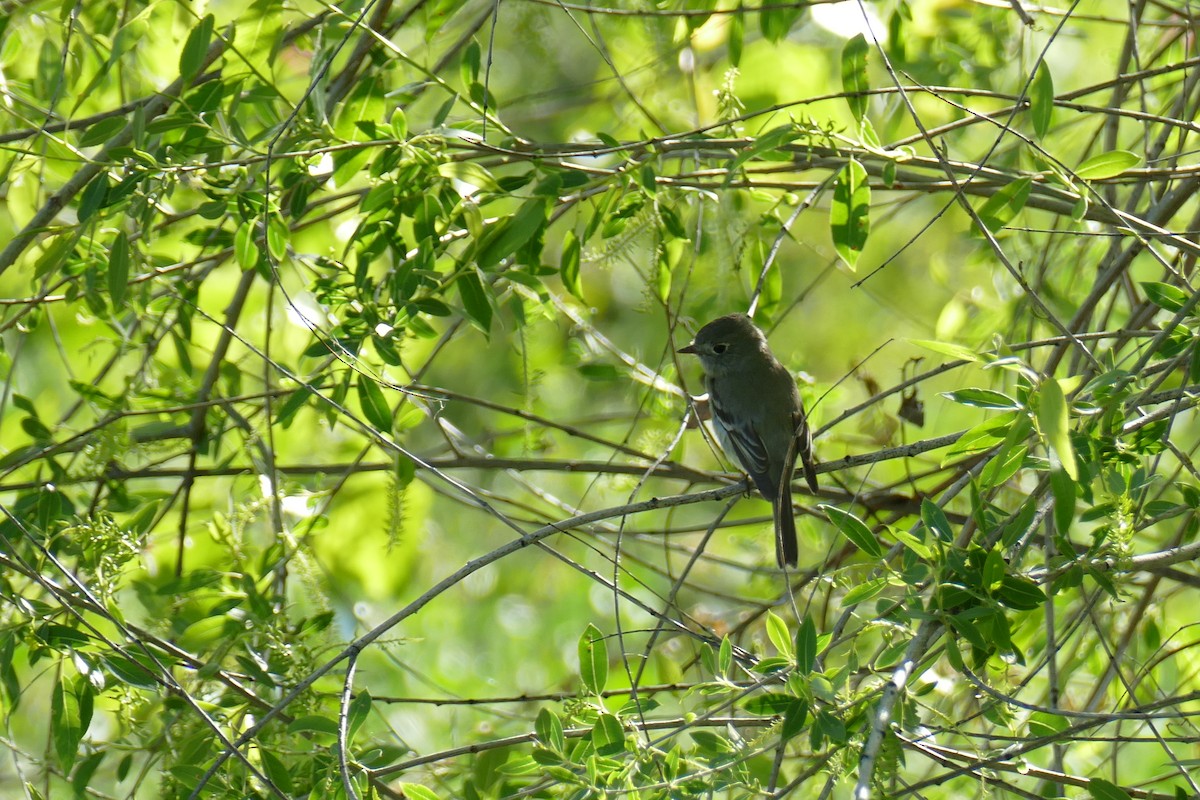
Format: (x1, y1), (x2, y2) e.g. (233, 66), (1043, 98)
(1030, 62), (1054, 138)
(1038, 378), (1077, 480)
(841, 34), (870, 122)
(357, 376), (393, 432)
(831, 158), (870, 269)
(976, 176), (1032, 233)
(1076, 150), (1140, 180)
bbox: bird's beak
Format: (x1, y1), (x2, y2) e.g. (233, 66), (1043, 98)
(677, 343), (698, 355)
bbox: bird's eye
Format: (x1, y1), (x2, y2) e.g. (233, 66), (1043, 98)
(713, 343), (729, 354)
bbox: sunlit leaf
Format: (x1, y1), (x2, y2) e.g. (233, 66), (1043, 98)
(766, 611), (792, 659)
(592, 713), (625, 756)
(1076, 150), (1140, 180)
(438, 161), (501, 194)
(728, 7), (743, 66)
(535, 708), (565, 753)
(831, 158), (870, 269)
(578, 623), (608, 695)
(399, 785), (444, 800)
(842, 578), (888, 605)
(941, 388), (1020, 410)
(841, 34), (870, 122)
(909, 338), (984, 363)
(1141, 281), (1190, 313)
(560, 230), (583, 300)
(1038, 378), (1077, 480)
(266, 215), (288, 261)
(976, 176), (1032, 233)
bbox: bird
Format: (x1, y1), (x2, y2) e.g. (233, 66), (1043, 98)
(678, 313), (819, 567)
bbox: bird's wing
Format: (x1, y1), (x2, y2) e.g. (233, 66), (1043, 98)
(709, 391), (771, 486)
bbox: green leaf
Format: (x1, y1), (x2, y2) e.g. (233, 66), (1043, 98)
(1141, 281), (1190, 313)
(1030, 61), (1054, 138)
(718, 635), (732, 675)
(941, 388), (1020, 410)
(347, 689), (372, 740)
(796, 614), (817, 674)
(909, 339), (983, 363)
(259, 748), (294, 795)
(535, 708), (565, 752)
(831, 158), (870, 269)
(781, 699), (809, 740)
(1076, 150), (1140, 180)
(888, 527), (932, 559)
(234, 222), (258, 271)
(399, 785), (444, 800)
(979, 443), (1027, 488)
(1038, 378), (1077, 480)
(560, 230), (583, 300)
(976, 176), (1032, 233)
(179, 14), (215, 82)
(107, 231), (130, 307)
(456, 267), (493, 333)
(729, 123), (801, 174)
(357, 377), (393, 432)
(654, 247), (672, 303)
(1050, 467), (1076, 535)
(823, 505), (883, 558)
(728, 8), (743, 66)
(841, 34), (870, 123)
(742, 692), (794, 715)
(996, 575), (1047, 610)
(461, 40), (481, 86)
(78, 116), (127, 148)
(1028, 710), (1069, 737)
(266, 215), (288, 261)
(37, 624), (92, 649)
(287, 715), (340, 736)
(437, 161), (501, 194)
(477, 199), (547, 268)
(52, 676), (89, 771)
(592, 713), (626, 756)
(920, 498), (954, 543)
(842, 577), (888, 605)
(982, 548), (1005, 590)
(78, 174), (109, 222)
(0, 635), (19, 712)
(102, 653), (158, 689)
(760, 4), (802, 42)
(578, 623), (608, 695)
(766, 611), (793, 659)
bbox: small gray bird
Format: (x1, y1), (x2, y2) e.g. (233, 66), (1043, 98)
(678, 313), (819, 567)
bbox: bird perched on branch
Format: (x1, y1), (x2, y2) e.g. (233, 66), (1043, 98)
(678, 313), (819, 567)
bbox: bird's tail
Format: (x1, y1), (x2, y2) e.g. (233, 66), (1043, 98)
(774, 481), (798, 567)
